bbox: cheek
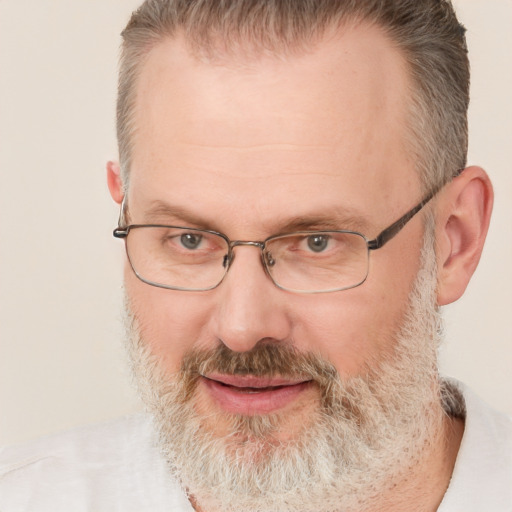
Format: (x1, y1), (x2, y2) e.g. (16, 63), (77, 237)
(125, 267), (212, 372)
(292, 259), (415, 377)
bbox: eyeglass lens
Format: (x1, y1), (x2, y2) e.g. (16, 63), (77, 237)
(125, 226), (370, 293)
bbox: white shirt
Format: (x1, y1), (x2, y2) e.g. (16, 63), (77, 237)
(438, 382), (512, 511)
(0, 381), (510, 511)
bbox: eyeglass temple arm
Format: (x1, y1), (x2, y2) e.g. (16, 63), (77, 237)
(367, 168), (463, 251)
(113, 227), (128, 238)
(367, 190), (436, 250)
(113, 196), (129, 238)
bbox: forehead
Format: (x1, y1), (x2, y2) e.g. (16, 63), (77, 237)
(129, 23), (418, 235)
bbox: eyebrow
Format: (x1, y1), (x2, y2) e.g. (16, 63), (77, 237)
(138, 199), (373, 236)
(274, 213), (371, 235)
(141, 201), (214, 229)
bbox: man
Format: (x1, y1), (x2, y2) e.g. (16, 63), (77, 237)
(0, 0), (510, 511)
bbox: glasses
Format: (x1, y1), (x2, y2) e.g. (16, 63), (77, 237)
(113, 183), (444, 294)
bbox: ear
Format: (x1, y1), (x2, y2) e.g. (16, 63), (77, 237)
(107, 161), (124, 204)
(435, 166), (493, 305)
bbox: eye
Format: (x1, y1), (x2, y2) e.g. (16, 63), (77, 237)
(180, 232), (203, 250)
(307, 234), (330, 252)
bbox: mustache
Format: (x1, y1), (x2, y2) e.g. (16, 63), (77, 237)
(174, 342), (378, 426)
(178, 342), (339, 397)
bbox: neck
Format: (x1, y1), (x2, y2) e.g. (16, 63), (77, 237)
(370, 412), (464, 512)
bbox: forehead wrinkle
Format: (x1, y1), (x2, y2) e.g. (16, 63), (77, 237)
(136, 140), (342, 182)
(199, 168), (347, 180)
(171, 141), (333, 151)
(156, 143), (339, 179)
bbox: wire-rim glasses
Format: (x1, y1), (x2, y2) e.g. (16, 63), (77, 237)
(113, 177), (453, 294)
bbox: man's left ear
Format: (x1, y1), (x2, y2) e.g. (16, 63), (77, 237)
(435, 166), (493, 306)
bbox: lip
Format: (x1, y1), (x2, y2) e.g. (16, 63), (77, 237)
(201, 373), (313, 415)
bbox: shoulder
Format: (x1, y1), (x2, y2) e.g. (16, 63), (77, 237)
(440, 380), (512, 511)
(0, 414), (192, 512)
(0, 414), (156, 477)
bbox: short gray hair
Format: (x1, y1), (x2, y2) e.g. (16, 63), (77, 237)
(117, 0), (469, 193)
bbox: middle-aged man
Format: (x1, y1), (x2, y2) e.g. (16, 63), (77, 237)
(0, 1), (511, 511)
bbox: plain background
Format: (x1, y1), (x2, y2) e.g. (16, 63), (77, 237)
(0, 0), (511, 446)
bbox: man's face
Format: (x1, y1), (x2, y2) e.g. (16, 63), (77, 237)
(122, 22), (439, 510)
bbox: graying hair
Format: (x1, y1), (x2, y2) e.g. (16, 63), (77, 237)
(117, 0), (469, 193)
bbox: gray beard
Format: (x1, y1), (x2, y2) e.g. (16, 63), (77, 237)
(123, 224), (445, 512)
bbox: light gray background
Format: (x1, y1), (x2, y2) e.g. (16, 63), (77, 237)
(0, 0), (511, 445)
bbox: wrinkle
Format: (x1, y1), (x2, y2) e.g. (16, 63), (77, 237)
(171, 142), (333, 152)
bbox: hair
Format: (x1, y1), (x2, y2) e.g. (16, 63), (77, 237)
(117, 0), (469, 193)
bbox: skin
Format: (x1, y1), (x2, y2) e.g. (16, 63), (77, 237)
(108, 22), (493, 512)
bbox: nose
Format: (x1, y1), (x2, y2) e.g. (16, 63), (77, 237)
(210, 245), (292, 353)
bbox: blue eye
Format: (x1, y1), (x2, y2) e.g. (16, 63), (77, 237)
(307, 234), (329, 252)
(180, 233), (203, 249)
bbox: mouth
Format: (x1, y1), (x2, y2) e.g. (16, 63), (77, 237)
(200, 373), (313, 415)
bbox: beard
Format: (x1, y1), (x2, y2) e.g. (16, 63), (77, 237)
(123, 222), (446, 512)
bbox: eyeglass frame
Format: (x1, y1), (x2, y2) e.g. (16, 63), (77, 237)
(113, 171), (460, 293)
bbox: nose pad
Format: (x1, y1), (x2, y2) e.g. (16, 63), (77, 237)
(264, 250), (276, 267)
(223, 241), (270, 274)
(220, 243), (278, 289)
